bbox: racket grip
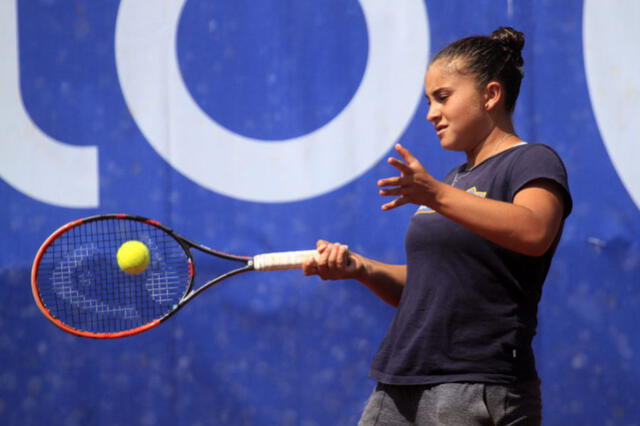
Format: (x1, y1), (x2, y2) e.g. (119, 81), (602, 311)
(252, 249), (318, 271)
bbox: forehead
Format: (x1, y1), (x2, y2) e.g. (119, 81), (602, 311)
(424, 58), (476, 92)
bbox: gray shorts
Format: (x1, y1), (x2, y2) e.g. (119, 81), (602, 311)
(358, 381), (541, 426)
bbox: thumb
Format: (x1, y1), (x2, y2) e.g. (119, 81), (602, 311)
(316, 240), (329, 252)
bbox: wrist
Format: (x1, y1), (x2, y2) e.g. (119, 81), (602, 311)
(352, 255), (370, 281)
(428, 180), (449, 210)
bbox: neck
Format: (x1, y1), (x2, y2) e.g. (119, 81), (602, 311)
(465, 124), (517, 169)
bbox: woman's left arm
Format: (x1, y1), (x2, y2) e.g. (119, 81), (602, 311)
(378, 144), (565, 257)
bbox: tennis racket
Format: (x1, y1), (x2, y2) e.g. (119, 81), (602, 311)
(31, 214), (317, 339)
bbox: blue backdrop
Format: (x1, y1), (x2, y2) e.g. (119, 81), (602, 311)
(1, 1), (639, 425)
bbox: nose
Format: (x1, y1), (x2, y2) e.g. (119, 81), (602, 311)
(426, 103), (440, 123)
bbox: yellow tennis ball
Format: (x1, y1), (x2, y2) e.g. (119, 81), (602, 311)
(117, 240), (150, 275)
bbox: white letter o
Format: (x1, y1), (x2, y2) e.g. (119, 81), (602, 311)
(115, 0), (429, 202)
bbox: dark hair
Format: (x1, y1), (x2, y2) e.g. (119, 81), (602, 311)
(432, 27), (525, 113)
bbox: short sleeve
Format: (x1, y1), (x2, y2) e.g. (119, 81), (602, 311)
(508, 144), (573, 218)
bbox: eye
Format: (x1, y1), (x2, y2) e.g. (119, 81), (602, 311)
(426, 89), (450, 106)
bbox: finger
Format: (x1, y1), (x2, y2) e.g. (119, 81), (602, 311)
(381, 196), (410, 211)
(320, 243), (334, 260)
(316, 239), (328, 250)
(379, 187), (404, 197)
(316, 242), (340, 273)
(377, 176), (404, 188)
(302, 255), (317, 268)
(327, 243), (348, 270)
(336, 244), (350, 269)
(327, 243), (340, 270)
(303, 264), (318, 276)
(302, 254), (318, 275)
(395, 143), (418, 164)
(387, 156), (413, 175)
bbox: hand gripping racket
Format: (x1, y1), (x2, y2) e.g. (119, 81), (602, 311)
(31, 214), (317, 339)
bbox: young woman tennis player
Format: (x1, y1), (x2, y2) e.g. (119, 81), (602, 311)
(303, 27), (572, 425)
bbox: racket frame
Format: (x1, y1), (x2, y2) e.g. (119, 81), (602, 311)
(31, 214), (255, 339)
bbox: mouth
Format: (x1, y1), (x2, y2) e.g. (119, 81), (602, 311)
(435, 125), (447, 136)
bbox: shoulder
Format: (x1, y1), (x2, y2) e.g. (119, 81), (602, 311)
(511, 143), (567, 165)
(498, 142), (569, 178)
(507, 143), (572, 217)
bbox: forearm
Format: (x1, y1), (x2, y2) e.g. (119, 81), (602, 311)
(431, 182), (561, 256)
(304, 241), (406, 306)
(357, 257), (406, 307)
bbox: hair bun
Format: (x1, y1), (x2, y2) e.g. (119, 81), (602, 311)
(491, 26), (525, 66)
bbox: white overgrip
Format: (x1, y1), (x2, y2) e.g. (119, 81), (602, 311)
(252, 250), (318, 271)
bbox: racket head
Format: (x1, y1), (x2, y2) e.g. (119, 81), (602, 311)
(31, 214), (194, 338)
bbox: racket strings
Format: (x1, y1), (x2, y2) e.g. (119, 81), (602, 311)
(36, 218), (191, 334)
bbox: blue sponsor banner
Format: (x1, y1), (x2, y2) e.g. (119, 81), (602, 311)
(1, 1), (638, 424)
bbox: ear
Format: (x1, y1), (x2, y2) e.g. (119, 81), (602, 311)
(483, 81), (503, 111)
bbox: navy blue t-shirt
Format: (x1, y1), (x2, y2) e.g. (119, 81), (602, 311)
(369, 143), (572, 385)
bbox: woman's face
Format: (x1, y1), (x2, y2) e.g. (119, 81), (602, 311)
(424, 59), (493, 152)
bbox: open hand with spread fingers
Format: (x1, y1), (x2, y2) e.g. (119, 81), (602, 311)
(377, 143), (444, 211)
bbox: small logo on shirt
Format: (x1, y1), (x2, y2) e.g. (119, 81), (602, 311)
(415, 205), (436, 214)
(465, 186), (487, 198)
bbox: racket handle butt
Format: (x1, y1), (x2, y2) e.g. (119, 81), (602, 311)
(253, 250), (318, 271)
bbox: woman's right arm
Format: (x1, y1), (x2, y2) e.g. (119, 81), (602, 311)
(302, 240), (406, 307)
